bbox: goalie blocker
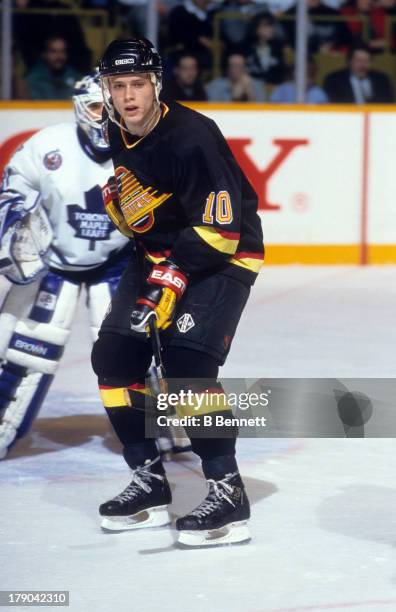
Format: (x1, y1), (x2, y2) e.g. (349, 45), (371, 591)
(0, 191), (53, 284)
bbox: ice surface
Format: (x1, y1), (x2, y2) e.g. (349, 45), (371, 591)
(1, 267), (396, 612)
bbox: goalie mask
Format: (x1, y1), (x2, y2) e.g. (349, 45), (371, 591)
(72, 74), (109, 152)
(98, 38), (162, 129)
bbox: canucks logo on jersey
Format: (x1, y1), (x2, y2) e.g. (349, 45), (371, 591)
(115, 166), (172, 234)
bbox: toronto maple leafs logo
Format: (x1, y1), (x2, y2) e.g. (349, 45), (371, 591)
(67, 185), (115, 250)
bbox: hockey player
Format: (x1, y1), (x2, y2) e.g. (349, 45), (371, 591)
(0, 74), (131, 459)
(93, 39), (264, 547)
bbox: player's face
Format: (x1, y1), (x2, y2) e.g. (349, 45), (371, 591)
(109, 74), (155, 131)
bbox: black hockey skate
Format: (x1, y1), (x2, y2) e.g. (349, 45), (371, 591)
(99, 457), (172, 532)
(176, 472), (251, 547)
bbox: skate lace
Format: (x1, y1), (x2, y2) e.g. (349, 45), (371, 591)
(114, 457), (164, 502)
(191, 472), (238, 518)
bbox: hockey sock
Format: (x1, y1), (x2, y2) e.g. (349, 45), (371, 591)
(188, 435), (236, 460)
(99, 383), (161, 468)
(99, 382), (146, 436)
(123, 440), (164, 473)
(201, 454), (239, 480)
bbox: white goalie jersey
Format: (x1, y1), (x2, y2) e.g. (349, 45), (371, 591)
(1, 122), (128, 272)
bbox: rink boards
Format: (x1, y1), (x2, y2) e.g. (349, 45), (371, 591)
(0, 101), (395, 264)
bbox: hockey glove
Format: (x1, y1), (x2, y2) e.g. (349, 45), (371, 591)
(130, 260), (188, 333)
(0, 193), (52, 284)
(0, 197), (28, 281)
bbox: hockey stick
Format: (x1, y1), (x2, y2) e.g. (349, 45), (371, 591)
(147, 316), (173, 459)
(148, 316), (167, 394)
(147, 316), (192, 456)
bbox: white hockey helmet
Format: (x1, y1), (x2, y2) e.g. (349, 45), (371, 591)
(72, 73), (109, 152)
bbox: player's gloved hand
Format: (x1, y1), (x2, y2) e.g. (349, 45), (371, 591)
(0, 197), (24, 275)
(130, 260), (188, 333)
(0, 193), (52, 284)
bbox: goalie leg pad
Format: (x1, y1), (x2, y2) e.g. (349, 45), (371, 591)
(0, 365), (53, 457)
(0, 271), (80, 457)
(87, 282), (113, 343)
(2, 272), (80, 374)
(86, 255), (128, 341)
(0, 361), (25, 412)
(29, 271), (69, 324)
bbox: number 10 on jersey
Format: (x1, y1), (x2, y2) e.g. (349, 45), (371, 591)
(203, 191), (233, 224)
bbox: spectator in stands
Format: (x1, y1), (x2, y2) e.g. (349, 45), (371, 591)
(12, 45), (30, 99)
(216, 0), (260, 54)
(245, 12), (286, 85)
(265, 0), (348, 13)
(283, 0), (352, 53)
(26, 36), (81, 100)
(115, 0), (155, 39)
(161, 52), (207, 101)
(270, 58), (329, 103)
(376, 0), (396, 50)
(341, 0), (386, 51)
(14, 0), (91, 73)
(323, 43), (394, 102)
(206, 53), (266, 101)
(168, 0), (214, 68)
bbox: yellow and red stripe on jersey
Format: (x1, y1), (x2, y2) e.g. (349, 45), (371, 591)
(230, 251), (265, 274)
(193, 226), (240, 255)
(99, 383), (150, 408)
(144, 248), (172, 264)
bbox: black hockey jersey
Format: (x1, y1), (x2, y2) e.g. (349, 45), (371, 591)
(102, 101), (264, 285)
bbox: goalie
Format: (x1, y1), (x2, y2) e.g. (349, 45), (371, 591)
(0, 74), (131, 459)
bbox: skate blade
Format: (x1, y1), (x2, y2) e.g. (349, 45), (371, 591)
(177, 521), (251, 548)
(101, 505), (171, 532)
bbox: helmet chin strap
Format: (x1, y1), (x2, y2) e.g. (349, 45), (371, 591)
(128, 100), (161, 138)
(150, 73), (162, 103)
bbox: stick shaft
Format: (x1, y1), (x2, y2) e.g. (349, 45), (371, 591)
(148, 317), (168, 394)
